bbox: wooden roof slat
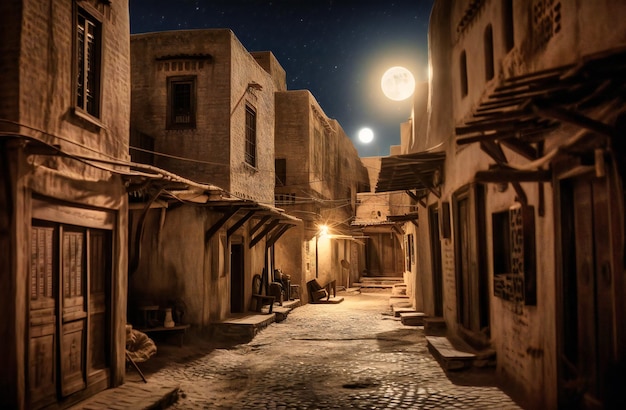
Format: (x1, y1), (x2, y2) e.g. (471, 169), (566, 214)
(456, 118), (547, 135)
(375, 152), (445, 193)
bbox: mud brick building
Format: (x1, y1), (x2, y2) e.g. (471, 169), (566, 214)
(376, 1), (626, 408)
(0, 0), (131, 408)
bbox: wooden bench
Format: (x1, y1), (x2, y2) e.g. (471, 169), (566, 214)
(138, 324), (190, 347)
(251, 273), (275, 314)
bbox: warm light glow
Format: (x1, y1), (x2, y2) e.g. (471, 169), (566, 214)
(358, 127), (374, 144)
(381, 66), (416, 101)
(318, 224), (329, 237)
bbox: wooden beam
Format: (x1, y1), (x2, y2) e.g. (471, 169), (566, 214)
(475, 169), (552, 182)
(499, 138), (538, 160)
(267, 224), (292, 247)
(480, 140), (508, 163)
(250, 219), (280, 248)
(531, 103), (618, 138)
(250, 215), (271, 236)
(227, 210), (255, 237)
(479, 141), (528, 205)
(205, 207), (239, 242)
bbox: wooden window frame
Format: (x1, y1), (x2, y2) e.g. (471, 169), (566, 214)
(75, 5), (102, 119)
(460, 50), (468, 97)
(167, 76), (196, 129)
(484, 24), (495, 81)
(503, 0), (515, 52)
(275, 158), (286, 187)
(245, 104), (257, 167)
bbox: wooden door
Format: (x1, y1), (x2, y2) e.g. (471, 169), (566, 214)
(366, 232), (402, 276)
(59, 229), (87, 396)
(455, 197), (473, 329)
(29, 226), (57, 408)
(453, 184), (488, 336)
(88, 231), (111, 378)
(30, 224), (112, 407)
(429, 205), (444, 317)
(560, 176), (617, 408)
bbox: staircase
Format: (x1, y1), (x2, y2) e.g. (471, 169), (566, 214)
(354, 276), (404, 292)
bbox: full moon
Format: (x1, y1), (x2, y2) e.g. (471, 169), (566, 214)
(358, 128), (374, 144)
(381, 66), (416, 101)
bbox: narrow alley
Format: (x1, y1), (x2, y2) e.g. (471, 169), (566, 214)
(127, 290), (522, 409)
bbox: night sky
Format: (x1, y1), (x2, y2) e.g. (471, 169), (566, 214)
(129, 0), (434, 157)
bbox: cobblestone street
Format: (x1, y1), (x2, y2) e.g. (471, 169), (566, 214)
(133, 292), (522, 409)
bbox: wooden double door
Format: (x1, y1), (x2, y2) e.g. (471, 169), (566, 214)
(559, 173), (624, 408)
(29, 221), (111, 409)
(365, 230), (404, 276)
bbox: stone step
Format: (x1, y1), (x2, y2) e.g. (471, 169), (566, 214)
(400, 312), (427, 326)
(356, 277), (405, 287)
(354, 282), (394, 288)
(391, 284), (407, 296)
(426, 336), (476, 371)
(389, 297), (412, 309)
(392, 306), (416, 318)
(424, 317), (447, 334)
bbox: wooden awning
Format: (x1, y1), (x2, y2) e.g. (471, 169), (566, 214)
(375, 151), (446, 194)
(456, 46), (626, 147)
(455, 46), (626, 211)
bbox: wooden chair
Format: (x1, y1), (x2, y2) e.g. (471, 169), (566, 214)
(251, 274), (275, 314)
(307, 279), (336, 303)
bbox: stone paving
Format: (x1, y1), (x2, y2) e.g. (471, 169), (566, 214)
(132, 291), (523, 409)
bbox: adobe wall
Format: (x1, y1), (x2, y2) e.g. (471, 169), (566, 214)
(275, 91), (312, 190)
(129, 206), (271, 328)
(229, 36), (277, 204)
(0, 1), (131, 407)
(131, 29), (233, 190)
(428, 0), (626, 407)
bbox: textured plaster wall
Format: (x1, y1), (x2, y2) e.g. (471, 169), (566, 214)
(228, 37), (276, 204)
(0, 0), (131, 407)
(131, 29), (278, 204)
(275, 91), (312, 191)
(130, 206), (273, 327)
(427, 0), (626, 408)
(131, 30), (232, 189)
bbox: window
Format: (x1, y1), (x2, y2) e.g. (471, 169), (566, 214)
(167, 76), (196, 129)
(492, 210), (512, 275)
(503, 0), (515, 51)
(245, 105), (257, 167)
(404, 234), (415, 271)
(275, 158), (286, 186)
(492, 204), (537, 307)
(484, 25), (494, 81)
(460, 50), (468, 97)
(76, 8), (101, 117)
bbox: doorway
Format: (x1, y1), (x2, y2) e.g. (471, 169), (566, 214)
(230, 243), (245, 313)
(558, 174), (620, 408)
(365, 230), (404, 276)
(29, 221), (112, 408)
(452, 184), (489, 343)
(429, 204), (444, 317)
